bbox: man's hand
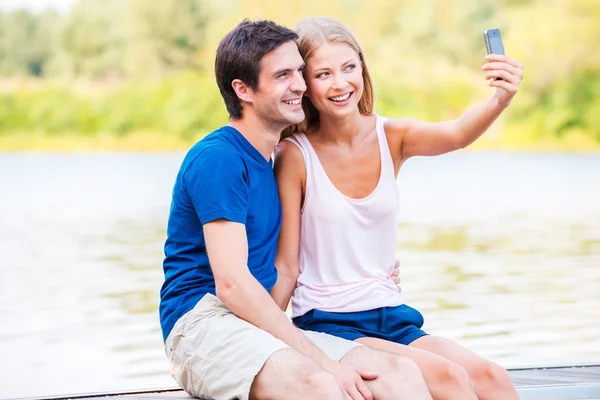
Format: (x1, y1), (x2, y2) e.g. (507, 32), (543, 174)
(322, 360), (377, 400)
(391, 259), (402, 292)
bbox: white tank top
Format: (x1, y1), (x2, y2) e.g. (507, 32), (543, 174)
(283, 115), (404, 318)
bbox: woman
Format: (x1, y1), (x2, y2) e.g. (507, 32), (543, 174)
(273, 17), (524, 400)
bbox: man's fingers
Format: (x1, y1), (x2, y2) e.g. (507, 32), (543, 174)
(356, 380), (374, 400)
(347, 387), (364, 400)
(391, 261), (401, 285)
(356, 367), (378, 380)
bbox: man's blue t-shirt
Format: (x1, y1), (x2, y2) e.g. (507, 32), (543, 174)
(159, 126), (281, 341)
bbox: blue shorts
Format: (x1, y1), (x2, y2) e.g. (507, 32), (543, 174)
(293, 304), (428, 345)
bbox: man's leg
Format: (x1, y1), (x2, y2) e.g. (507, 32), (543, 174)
(411, 335), (519, 400)
(250, 348), (345, 400)
(167, 294), (346, 400)
(340, 345), (433, 400)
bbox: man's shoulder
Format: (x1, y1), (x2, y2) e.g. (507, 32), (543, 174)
(182, 127), (244, 171)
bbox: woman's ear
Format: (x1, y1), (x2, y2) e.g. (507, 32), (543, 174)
(231, 79), (253, 104)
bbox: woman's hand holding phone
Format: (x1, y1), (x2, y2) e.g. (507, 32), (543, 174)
(482, 29), (524, 107)
(482, 54), (524, 107)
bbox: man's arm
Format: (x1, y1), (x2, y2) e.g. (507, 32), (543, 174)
(189, 146), (376, 399)
(205, 219), (377, 400)
(204, 219), (330, 363)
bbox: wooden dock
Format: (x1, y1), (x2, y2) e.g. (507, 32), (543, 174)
(17, 364), (600, 400)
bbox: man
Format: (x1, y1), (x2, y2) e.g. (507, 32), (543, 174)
(160, 19), (432, 400)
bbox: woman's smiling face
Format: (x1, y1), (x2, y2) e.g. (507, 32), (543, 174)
(304, 41), (364, 119)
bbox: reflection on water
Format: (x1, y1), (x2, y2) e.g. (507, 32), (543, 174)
(0, 152), (599, 398)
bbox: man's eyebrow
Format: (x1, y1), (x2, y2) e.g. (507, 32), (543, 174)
(273, 63), (306, 76)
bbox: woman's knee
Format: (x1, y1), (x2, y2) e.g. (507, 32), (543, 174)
(473, 361), (514, 392)
(436, 361), (472, 388)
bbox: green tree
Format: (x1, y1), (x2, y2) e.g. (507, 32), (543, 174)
(121, 0), (208, 78)
(59, 0), (125, 78)
(0, 9), (60, 76)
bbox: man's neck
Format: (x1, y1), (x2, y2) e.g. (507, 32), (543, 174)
(229, 114), (282, 161)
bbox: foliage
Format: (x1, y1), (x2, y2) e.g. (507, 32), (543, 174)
(0, 0), (598, 150)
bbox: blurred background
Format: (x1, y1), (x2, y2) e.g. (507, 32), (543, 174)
(0, 0), (599, 398)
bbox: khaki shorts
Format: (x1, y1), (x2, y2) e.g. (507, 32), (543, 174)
(165, 294), (361, 400)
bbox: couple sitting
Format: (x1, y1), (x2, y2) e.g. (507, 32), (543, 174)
(159, 16), (524, 400)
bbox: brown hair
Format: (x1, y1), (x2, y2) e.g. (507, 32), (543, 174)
(282, 17), (374, 139)
(215, 19), (298, 119)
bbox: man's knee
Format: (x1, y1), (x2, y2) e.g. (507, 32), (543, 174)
(388, 354), (421, 374)
(346, 347), (426, 385)
(381, 353), (427, 384)
(369, 350), (432, 400)
(251, 349), (343, 400)
(276, 362), (343, 400)
(303, 369), (344, 398)
(348, 346), (421, 377)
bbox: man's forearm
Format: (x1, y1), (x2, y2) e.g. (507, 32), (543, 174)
(218, 271), (330, 366)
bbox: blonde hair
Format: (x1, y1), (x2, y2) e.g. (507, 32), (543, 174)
(281, 17), (374, 139)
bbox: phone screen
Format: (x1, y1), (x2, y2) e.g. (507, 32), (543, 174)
(489, 35), (504, 55)
(485, 29), (505, 55)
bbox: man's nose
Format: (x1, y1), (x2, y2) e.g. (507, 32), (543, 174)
(290, 71), (307, 93)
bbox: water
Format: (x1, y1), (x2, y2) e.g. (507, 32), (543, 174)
(0, 152), (599, 398)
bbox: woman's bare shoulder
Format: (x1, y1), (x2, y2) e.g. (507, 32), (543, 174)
(383, 116), (419, 136)
(275, 136), (306, 176)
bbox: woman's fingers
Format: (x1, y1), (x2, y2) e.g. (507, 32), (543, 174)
(485, 69), (518, 84)
(482, 62), (523, 79)
(489, 78), (518, 94)
(485, 54), (524, 70)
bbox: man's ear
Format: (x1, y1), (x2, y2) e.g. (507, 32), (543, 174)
(231, 79), (253, 104)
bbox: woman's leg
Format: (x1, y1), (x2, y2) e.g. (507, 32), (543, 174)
(410, 335), (519, 400)
(356, 337), (477, 400)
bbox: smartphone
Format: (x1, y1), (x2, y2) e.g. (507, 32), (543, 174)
(484, 28), (505, 55)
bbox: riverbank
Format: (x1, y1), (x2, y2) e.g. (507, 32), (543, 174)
(2, 130), (599, 152)
(0, 131), (200, 152)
